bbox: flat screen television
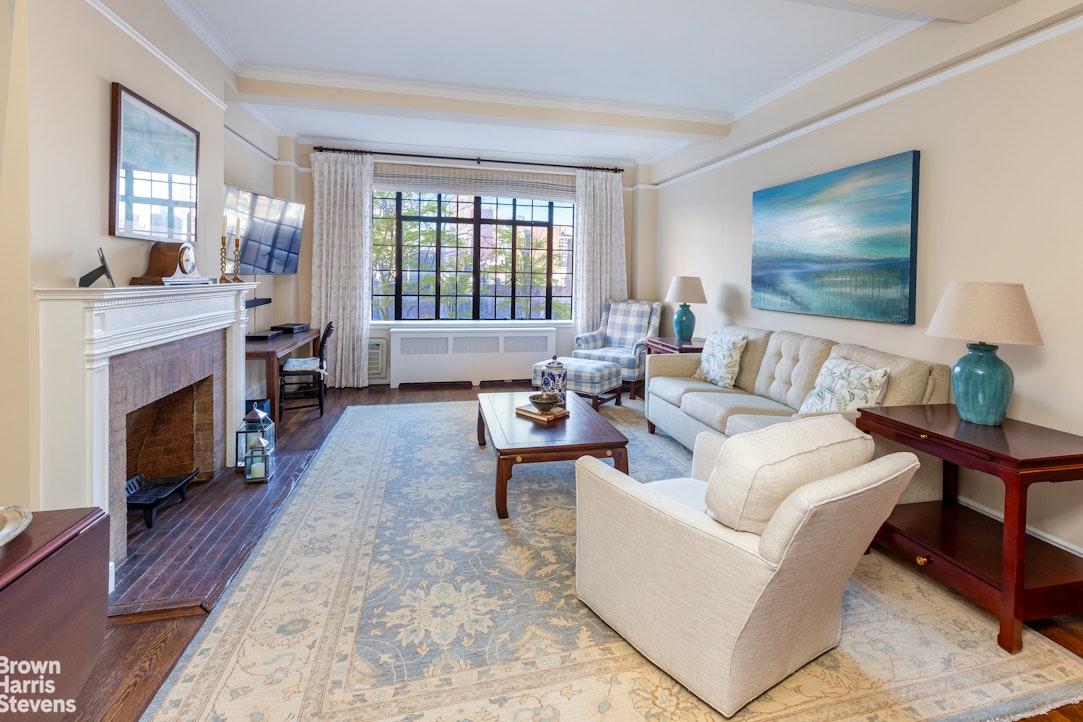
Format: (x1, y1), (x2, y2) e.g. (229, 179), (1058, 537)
(223, 184), (306, 275)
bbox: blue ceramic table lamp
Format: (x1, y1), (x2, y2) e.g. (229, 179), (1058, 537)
(926, 281), (1043, 426)
(665, 275), (707, 342)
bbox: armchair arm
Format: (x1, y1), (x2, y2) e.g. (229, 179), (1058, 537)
(574, 329), (606, 350)
(645, 352), (702, 381)
(631, 336), (650, 357)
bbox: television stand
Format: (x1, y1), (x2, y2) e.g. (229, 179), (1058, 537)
(245, 297), (272, 309)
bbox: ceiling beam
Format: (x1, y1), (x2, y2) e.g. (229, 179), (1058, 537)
(235, 77), (731, 140)
(788, 0), (1021, 23)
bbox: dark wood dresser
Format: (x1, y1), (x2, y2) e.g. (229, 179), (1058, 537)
(0, 507), (108, 720)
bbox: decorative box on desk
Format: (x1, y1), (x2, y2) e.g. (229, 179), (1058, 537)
(856, 404), (1083, 653)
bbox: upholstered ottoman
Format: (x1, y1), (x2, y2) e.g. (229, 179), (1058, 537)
(531, 357), (622, 410)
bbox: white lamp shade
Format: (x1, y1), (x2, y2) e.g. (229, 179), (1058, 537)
(665, 276), (707, 304)
(926, 281), (1043, 346)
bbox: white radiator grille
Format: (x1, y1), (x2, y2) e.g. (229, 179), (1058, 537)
(504, 335), (549, 354)
(390, 326), (556, 387)
(453, 336), (500, 354)
(401, 336), (449, 355)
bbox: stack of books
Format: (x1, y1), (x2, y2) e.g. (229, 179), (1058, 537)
(515, 404), (569, 423)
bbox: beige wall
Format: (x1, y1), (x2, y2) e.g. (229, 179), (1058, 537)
(1, 0), (33, 506)
(652, 20), (1083, 549)
(7, 0), (276, 508)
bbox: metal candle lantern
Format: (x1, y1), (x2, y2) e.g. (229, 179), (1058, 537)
(244, 435), (275, 482)
(235, 402), (275, 470)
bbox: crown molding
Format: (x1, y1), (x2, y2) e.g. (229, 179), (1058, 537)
(85, 0), (225, 110)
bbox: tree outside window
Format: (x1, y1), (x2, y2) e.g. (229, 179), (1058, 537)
(372, 191), (573, 321)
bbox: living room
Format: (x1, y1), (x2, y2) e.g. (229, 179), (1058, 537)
(5, 0), (1083, 719)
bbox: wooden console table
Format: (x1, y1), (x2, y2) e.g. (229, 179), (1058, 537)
(245, 328), (319, 423)
(857, 404), (1083, 653)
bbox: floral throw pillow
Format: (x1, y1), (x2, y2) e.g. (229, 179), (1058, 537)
(799, 357), (890, 413)
(692, 332), (749, 389)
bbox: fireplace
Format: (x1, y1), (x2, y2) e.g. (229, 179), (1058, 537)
(126, 378), (214, 481)
(36, 284), (254, 578)
(111, 331), (225, 558)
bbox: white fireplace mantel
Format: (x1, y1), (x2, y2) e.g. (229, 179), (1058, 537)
(35, 284), (255, 514)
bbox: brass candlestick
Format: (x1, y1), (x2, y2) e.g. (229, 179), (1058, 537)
(219, 235), (230, 283)
(231, 236), (243, 282)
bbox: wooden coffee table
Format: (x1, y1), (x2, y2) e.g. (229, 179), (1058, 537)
(477, 391), (629, 518)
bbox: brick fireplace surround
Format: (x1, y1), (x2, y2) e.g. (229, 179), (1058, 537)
(36, 285), (254, 579)
(110, 330), (226, 563)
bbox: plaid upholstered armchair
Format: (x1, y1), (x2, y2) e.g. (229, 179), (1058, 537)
(573, 299), (663, 399)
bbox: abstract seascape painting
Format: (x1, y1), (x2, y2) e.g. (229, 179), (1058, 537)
(751, 150), (920, 324)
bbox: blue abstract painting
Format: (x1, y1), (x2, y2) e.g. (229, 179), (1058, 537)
(751, 150), (920, 324)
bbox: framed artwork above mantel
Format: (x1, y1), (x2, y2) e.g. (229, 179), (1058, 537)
(109, 82), (199, 245)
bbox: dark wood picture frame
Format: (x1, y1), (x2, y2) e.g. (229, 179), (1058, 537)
(109, 83), (200, 244)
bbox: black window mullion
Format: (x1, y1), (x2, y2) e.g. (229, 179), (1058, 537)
(472, 196), (481, 320)
(434, 195), (443, 320)
(394, 192), (403, 321)
(510, 200), (518, 320)
(545, 202), (554, 319)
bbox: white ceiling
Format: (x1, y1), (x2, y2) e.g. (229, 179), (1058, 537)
(167, 0), (1018, 166)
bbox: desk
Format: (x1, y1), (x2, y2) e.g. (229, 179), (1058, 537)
(245, 328), (319, 423)
(856, 404), (1083, 653)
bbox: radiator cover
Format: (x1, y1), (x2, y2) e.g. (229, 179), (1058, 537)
(389, 326), (555, 387)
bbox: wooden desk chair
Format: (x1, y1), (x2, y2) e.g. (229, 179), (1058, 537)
(279, 322), (333, 417)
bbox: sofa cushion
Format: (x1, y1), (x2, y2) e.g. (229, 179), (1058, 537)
(798, 356), (889, 413)
(722, 326), (773, 393)
(693, 331), (748, 388)
(681, 391), (792, 434)
(704, 415), (874, 534)
(723, 413), (791, 437)
(649, 375), (730, 407)
(753, 331), (836, 410)
(830, 343), (938, 406)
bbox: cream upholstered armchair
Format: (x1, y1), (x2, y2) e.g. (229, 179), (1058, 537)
(575, 415), (919, 717)
(573, 299), (663, 399)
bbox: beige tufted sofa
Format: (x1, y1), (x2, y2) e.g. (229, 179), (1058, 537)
(644, 326), (950, 502)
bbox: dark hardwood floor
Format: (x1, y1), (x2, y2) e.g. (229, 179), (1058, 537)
(74, 382), (1083, 721)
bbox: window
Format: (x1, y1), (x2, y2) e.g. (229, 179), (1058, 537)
(372, 191), (574, 321)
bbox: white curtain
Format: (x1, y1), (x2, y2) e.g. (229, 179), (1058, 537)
(311, 152), (373, 387)
(573, 169), (628, 335)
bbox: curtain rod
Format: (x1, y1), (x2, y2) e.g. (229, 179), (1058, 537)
(311, 146), (623, 174)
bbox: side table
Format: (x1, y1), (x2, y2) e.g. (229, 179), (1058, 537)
(856, 404), (1083, 653)
(645, 337), (705, 355)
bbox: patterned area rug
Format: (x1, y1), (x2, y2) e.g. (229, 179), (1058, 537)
(144, 401), (1083, 721)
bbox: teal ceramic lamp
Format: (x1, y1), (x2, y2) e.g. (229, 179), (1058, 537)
(926, 282), (1043, 426)
(665, 276), (707, 342)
